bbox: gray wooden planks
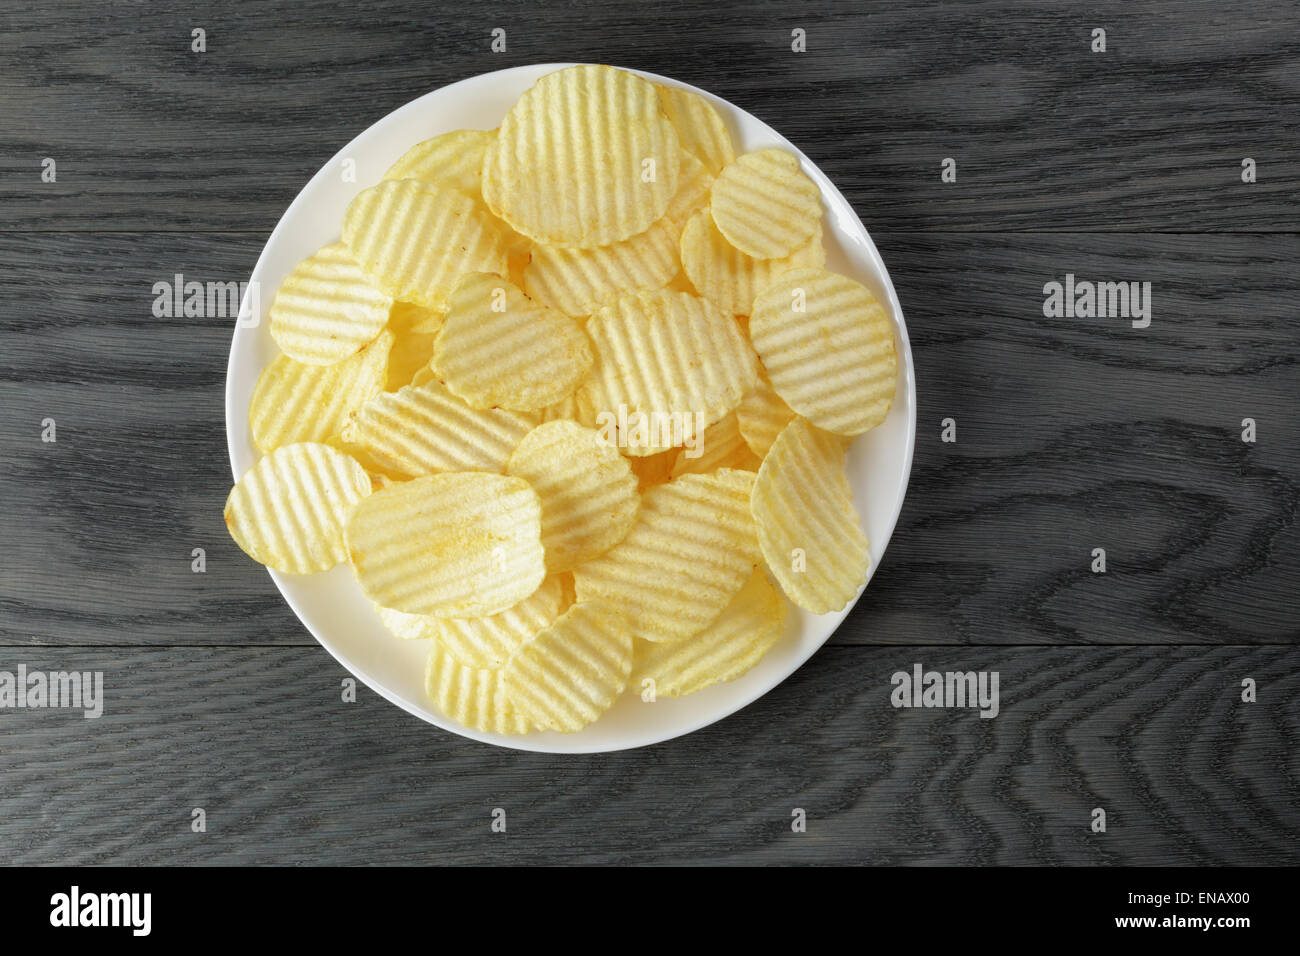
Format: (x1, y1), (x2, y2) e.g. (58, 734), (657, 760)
(0, 645), (1293, 865)
(0, 0), (1297, 232)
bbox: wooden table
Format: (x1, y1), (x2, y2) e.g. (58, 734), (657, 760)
(1, 0), (1296, 864)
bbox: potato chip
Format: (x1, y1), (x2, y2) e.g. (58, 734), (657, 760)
(340, 377), (537, 479)
(751, 417), (869, 613)
(250, 330), (392, 453)
(426, 641), (531, 734)
(627, 446), (677, 491)
(524, 219), (680, 318)
(224, 442), (371, 574)
(437, 575), (565, 668)
(710, 148), (822, 259)
(433, 272), (592, 411)
(735, 365), (795, 457)
(572, 471), (759, 643)
(268, 241), (393, 366)
(384, 300), (441, 391)
(661, 151), (713, 235)
(656, 85), (735, 175)
(579, 287), (757, 455)
(538, 392), (582, 423)
(382, 128), (495, 199)
(749, 268), (897, 436)
(507, 421), (640, 572)
(345, 472), (545, 616)
(502, 600), (632, 733)
(669, 411), (762, 477)
(375, 602), (440, 640)
(482, 64), (680, 248)
(632, 568), (787, 697)
(679, 207), (825, 317)
(342, 179), (507, 310)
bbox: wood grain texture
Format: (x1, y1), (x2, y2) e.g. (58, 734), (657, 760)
(1, 233), (1294, 647)
(0, 0), (1297, 232)
(0, 0), (1296, 866)
(0, 645), (1293, 865)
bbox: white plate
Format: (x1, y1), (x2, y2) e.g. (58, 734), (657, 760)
(225, 63), (916, 753)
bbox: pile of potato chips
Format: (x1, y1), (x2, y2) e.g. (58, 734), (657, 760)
(226, 64), (898, 736)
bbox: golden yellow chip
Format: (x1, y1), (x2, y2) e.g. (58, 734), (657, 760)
(384, 300), (440, 391)
(433, 272), (592, 411)
(224, 442), (371, 574)
(710, 148), (822, 259)
(579, 287), (757, 455)
(374, 602), (440, 640)
(506, 421), (640, 572)
(482, 64), (680, 248)
(538, 392), (582, 423)
(661, 151), (713, 235)
(752, 417), (869, 613)
(627, 447), (677, 491)
(572, 471), (759, 643)
(502, 600), (632, 733)
(669, 411), (762, 477)
(342, 179), (507, 310)
(749, 268), (897, 436)
(340, 377), (537, 479)
(268, 241), (393, 366)
(345, 472), (545, 616)
(735, 365), (796, 457)
(656, 84), (735, 175)
(523, 219), (680, 318)
(382, 128), (495, 199)
(426, 641), (531, 734)
(679, 207), (825, 317)
(632, 568), (787, 697)
(436, 575), (565, 668)
(250, 330), (392, 453)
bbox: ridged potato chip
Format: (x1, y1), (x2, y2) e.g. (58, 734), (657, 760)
(735, 365), (795, 457)
(382, 128), (495, 198)
(384, 300), (441, 391)
(656, 85), (735, 175)
(482, 64), (680, 248)
(433, 272), (592, 411)
(340, 377), (537, 479)
(375, 602), (440, 640)
(669, 411), (762, 477)
(224, 442), (371, 574)
(538, 392), (582, 423)
(710, 148), (822, 259)
(507, 421), (640, 572)
(345, 472), (545, 616)
(679, 207), (825, 317)
(268, 241), (393, 366)
(572, 471), (760, 643)
(250, 330), (392, 453)
(437, 575), (565, 668)
(749, 268), (897, 436)
(342, 179), (507, 310)
(627, 447), (677, 491)
(426, 641), (531, 734)
(752, 417), (869, 613)
(579, 287), (757, 455)
(502, 600), (632, 733)
(632, 568), (787, 698)
(661, 151), (713, 235)
(524, 219), (680, 318)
